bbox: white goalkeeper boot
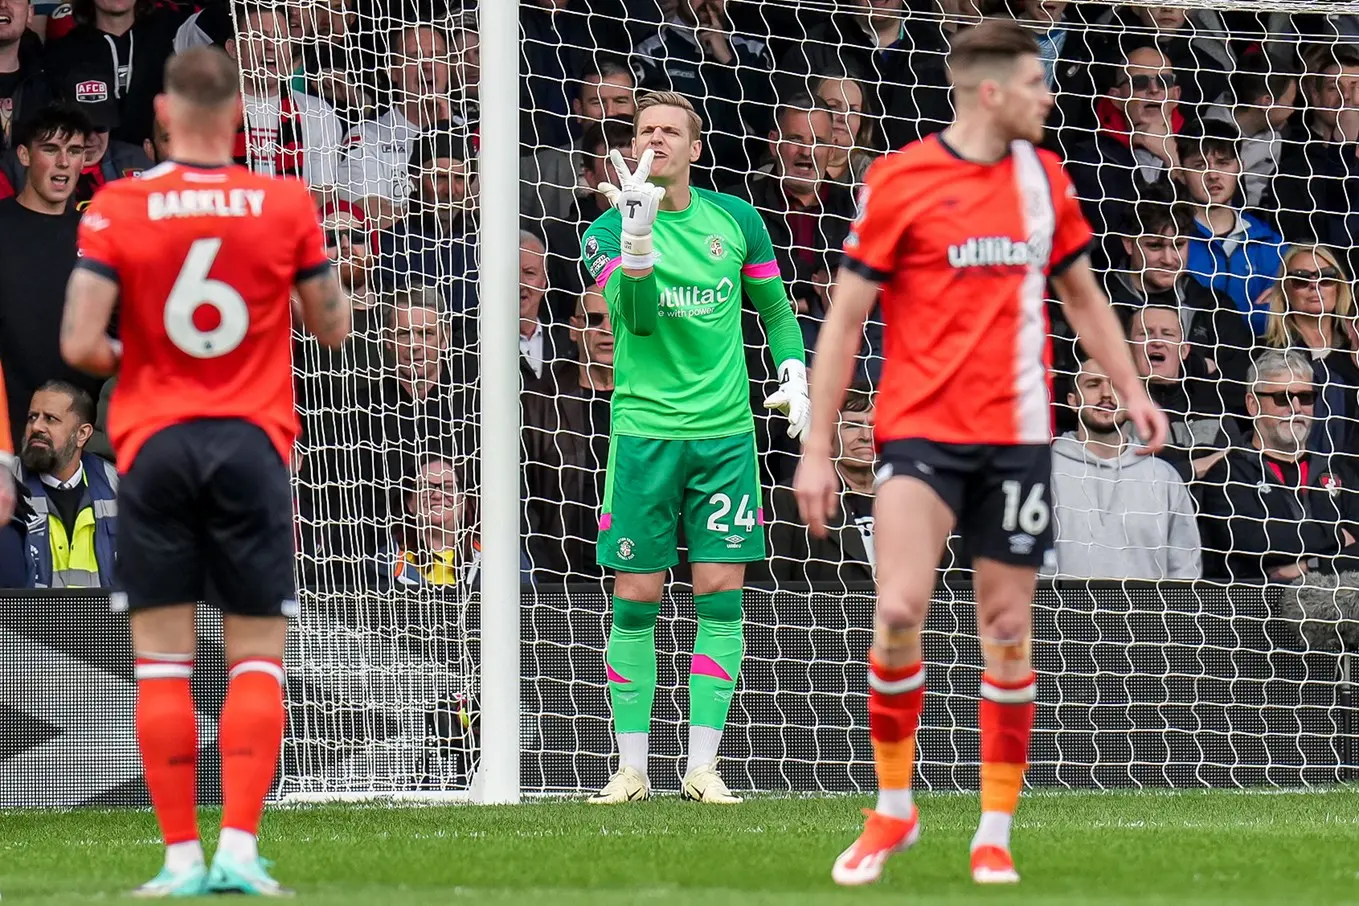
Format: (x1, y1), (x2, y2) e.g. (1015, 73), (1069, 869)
(587, 765), (650, 804)
(681, 760), (742, 804)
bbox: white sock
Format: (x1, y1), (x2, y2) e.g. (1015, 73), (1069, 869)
(972, 810), (1012, 852)
(217, 827), (258, 863)
(164, 839), (204, 872)
(875, 788), (914, 820)
(617, 732), (649, 776)
(686, 725), (722, 775)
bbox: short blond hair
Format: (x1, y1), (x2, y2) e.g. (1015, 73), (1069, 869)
(634, 91), (703, 141)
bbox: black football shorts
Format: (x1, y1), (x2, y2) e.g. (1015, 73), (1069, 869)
(113, 418), (297, 618)
(877, 438), (1054, 568)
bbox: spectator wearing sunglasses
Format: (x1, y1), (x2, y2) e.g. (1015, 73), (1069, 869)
(1092, 7), (1235, 115)
(1173, 121), (1286, 337)
(294, 200), (382, 383)
(322, 200), (378, 310)
(1065, 42), (1187, 266)
(1259, 245), (1359, 456)
(1193, 349), (1359, 583)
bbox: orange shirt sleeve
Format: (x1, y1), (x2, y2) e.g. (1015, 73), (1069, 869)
(841, 156), (914, 283)
(75, 192), (123, 284)
(293, 186), (331, 283)
(1045, 157), (1094, 276)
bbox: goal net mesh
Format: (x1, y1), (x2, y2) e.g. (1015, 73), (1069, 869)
(246, 0), (1359, 797)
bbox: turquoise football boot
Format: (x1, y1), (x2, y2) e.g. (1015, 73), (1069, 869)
(205, 852), (293, 897)
(129, 862), (209, 898)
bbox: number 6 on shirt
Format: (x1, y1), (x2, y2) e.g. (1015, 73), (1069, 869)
(164, 237), (250, 358)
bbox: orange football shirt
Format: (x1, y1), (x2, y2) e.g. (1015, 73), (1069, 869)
(843, 135), (1093, 446)
(76, 162), (330, 471)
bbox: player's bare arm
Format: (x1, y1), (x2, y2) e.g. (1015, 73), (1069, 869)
(794, 267), (879, 538)
(1050, 255), (1169, 453)
(61, 268), (122, 377)
(294, 268), (351, 349)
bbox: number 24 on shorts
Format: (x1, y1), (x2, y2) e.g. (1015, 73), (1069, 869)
(707, 493), (756, 534)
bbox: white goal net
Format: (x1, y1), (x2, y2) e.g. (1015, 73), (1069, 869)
(234, 0), (1359, 797)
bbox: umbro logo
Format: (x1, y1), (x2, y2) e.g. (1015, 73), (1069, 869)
(723, 534), (744, 549)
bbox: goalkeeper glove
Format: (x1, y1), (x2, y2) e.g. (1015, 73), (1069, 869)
(597, 148), (665, 271)
(763, 359), (810, 442)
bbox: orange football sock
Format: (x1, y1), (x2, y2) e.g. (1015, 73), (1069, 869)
(219, 659), (286, 836)
(135, 655), (199, 846)
(867, 654), (925, 797)
(978, 672), (1036, 815)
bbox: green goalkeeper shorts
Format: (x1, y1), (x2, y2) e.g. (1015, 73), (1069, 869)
(598, 432), (766, 572)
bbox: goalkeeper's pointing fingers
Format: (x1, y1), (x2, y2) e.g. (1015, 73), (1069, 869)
(633, 148), (655, 182)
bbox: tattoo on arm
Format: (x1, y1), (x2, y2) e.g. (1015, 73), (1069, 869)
(316, 275), (349, 337)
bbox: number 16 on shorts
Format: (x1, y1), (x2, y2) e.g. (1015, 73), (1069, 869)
(596, 433), (767, 572)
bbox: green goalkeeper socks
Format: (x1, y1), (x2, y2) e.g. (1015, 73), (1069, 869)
(605, 596), (659, 736)
(690, 590), (744, 732)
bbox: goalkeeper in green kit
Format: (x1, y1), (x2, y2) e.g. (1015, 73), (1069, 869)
(580, 91), (808, 803)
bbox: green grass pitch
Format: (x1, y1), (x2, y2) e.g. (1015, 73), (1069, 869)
(3, 788), (1358, 904)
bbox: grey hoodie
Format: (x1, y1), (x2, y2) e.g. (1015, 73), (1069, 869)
(1049, 432), (1203, 580)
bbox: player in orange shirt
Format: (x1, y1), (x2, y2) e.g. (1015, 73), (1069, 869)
(60, 46), (349, 897)
(795, 20), (1169, 887)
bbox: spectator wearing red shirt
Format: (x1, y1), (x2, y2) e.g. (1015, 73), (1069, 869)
(1065, 42), (1187, 264)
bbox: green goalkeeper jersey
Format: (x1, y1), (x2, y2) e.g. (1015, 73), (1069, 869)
(581, 187), (804, 440)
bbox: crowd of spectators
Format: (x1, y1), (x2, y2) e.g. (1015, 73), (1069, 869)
(3, 0), (1359, 591)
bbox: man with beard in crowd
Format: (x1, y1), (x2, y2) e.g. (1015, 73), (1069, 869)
(17, 380), (117, 587)
(1050, 353), (1201, 580)
(1194, 349), (1359, 582)
(380, 131), (478, 338)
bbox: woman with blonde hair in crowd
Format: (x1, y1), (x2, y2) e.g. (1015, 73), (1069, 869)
(1260, 244), (1359, 455)
(810, 67), (881, 190)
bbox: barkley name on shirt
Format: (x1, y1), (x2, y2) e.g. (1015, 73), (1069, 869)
(147, 188), (267, 221)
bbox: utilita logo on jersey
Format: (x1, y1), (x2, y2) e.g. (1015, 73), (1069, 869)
(659, 276), (734, 318)
(947, 236), (1037, 272)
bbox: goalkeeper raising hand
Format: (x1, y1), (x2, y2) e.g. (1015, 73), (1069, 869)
(581, 91), (808, 804)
